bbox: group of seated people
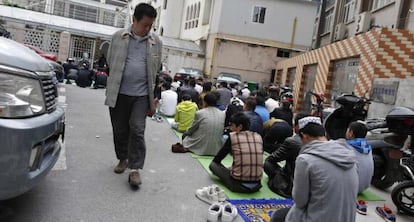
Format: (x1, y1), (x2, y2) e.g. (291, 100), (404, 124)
(158, 79), (374, 222)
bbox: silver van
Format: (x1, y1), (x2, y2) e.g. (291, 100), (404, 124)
(0, 37), (65, 200)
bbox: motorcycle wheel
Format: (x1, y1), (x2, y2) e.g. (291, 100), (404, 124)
(391, 180), (414, 216)
(371, 153), (395, 189)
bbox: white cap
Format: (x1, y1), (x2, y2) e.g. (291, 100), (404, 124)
(298, 117), (322, 130)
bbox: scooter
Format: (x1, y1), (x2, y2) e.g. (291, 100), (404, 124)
(391, 153), (414, 216)
(324, 93), (370, 140)
(324, 95), (411, 190)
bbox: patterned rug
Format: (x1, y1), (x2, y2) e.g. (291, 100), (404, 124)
(228, 198), (294, 222)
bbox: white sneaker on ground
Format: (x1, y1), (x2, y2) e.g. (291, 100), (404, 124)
(221, 203), (238, 222)
(210, 184), (227, 202)
(195, 185), (219, 204)
(207, 202), (223, 222)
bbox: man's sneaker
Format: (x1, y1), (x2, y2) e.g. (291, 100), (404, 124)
(221, 203), (238, 222)
(207, 203), (223, 222)
(114, 159), (128, 174)
(376, 205), (396, 222)
(356, 200), (367, 215)
(196, 185), (219, 204)
(210, 185), (227, 202)
(128, 171), (142, 186)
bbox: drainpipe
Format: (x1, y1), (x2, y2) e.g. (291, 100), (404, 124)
(290, 17), (298, 50)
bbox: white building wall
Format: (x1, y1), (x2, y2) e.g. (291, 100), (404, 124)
(209, 0), (318, 47)
(164, 49), (204, 76)
(179, 0), (212, 41)
(158, 0), (184, 38)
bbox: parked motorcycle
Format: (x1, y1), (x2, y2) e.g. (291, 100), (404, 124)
(391, 154), (414, 216)
(324, 93), (370, 140)
(390, 107), (414, 215)
(324, 94), (411, 190)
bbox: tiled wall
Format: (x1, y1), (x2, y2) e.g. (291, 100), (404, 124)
(274, 28), (414, 111)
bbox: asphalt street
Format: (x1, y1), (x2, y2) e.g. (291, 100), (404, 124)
(0, 84), (412, 222)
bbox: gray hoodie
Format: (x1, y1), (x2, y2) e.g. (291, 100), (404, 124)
(286, 140), (358, 222)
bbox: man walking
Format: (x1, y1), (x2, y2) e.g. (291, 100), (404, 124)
(105, 3), (162, 187)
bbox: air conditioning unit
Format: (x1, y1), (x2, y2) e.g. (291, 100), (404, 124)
(355, 11), (372, 34)
(333, 23), (347, 41)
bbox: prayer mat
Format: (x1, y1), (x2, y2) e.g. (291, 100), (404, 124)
(191, 154), (384, 201)
(191, 154), (284, 200)
(228, 198), (294, 222)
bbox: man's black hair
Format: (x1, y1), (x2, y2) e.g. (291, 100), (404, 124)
(219, 81), (228, 88)
(255, 96), (265, 106)
(204, 92), (218, 106)
(244, 97), (257, 111)
(162, 81), (171, 90)
(189, 79), (196, 87)
(299, 123), (326, 138)
(230, 112), (250, 131)
(181, 94), (192, 101)
(348, 121), (367, 138)
(202, 82), (212, 92)
(294, 113), (309, 127)
(281, 100), (291, 109)
(134, 3), (157, 21)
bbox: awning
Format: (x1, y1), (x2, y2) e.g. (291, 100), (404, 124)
(160, 36), (204, 55)
(0, 5), (119, 39)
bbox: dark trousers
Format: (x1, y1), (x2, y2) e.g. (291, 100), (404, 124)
(270, 207), (290, 222)
(264, 158), (282, 178)
(109, 94), (148, 169)
(209, 162), (261, 193)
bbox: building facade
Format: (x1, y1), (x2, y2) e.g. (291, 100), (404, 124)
(139, 0), (319, 83)
(0, 0), (127, 63)
(274, 0), (414, 112)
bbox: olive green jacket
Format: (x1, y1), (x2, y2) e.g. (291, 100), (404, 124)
(104, 28), (162, 113)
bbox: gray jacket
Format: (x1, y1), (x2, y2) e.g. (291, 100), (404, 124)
(104, 28), (162, 113)
(183, 107), (225, 156)
(286, 140), (358, 222)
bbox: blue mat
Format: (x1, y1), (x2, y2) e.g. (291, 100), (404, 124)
(228, 198), (294, 222)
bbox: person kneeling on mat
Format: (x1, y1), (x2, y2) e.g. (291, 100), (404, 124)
(209, 112), (263, 193)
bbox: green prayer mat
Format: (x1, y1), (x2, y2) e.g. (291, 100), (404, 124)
(191, 153), (284, 200)
(191, 154), (384, 201)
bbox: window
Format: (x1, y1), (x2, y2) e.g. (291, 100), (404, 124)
(373, 0), (395, 10)
(252, 6), (266, 24)
(323, 8), (334, 33)
(163, 0), (167, 10)
(184, 2), (200, 30)
(277, 49), (291, 58)
(343, 0), (355, 23)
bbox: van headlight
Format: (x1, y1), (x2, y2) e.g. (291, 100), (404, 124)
(0, 73), (45, 118)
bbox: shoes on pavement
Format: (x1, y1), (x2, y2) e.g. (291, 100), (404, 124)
(114, 159), (128, 174)
(128, 171), (142, 186)
(207, 203), (223, 222)
(356, 199), (367, 215)
(221, 202), (238, 222)
(196, 185), (227, 204)
(171, 143), (189, 153)
(375, 205), (396, 222)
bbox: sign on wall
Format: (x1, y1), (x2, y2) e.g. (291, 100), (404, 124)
(370, 80), (399, 105)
